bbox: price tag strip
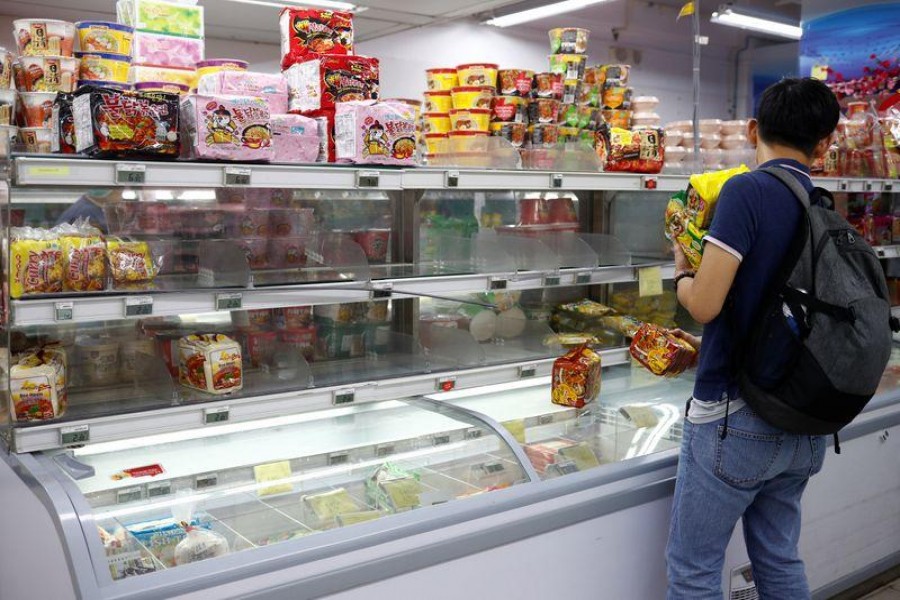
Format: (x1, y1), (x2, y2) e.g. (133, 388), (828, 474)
(54, 301), (74, 322)
(333, 389), (355, 405)
(224, 166), (252, 186)
(357, 170), (380, 188)
(115, 163), (146, 185)
(638, 266), (663, 297)
(60, 424), (90, 447)
(204, 406), (230, 424)
(215, 292), (243, 311)
(437, 376), (456, 392)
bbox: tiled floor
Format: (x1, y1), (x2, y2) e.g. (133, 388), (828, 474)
(857, 579), (900, 600)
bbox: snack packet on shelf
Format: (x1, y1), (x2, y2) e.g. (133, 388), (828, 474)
(117, 0), (205, 38)
(551, 344), (602, 408)
(335, 100), (417, 165)
(284, 55), (379, 113)
(180, 94), (273, 162)
(9, 226), (64, 297)
(10, 348), (67, 422)
(271, 114), (320, 163)
(197, 71), (289, 114)
(629, 323), (697, 377)
(543, 332), (599, 349)
(279, 8), (353, 68)
(51, 92), (77, 153)
(57, 221), (106, 292)
(178, 333), (243, 394)
(106, 238), (158, 286)
(73, 86), (180, 158)
(603, 127), (665, 174)
(132, 31), (205, 70)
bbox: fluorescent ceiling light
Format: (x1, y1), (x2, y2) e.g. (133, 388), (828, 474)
(217, 0), (360, 12)
(710, 6), (802, 40)
(486, 0), (613, 27)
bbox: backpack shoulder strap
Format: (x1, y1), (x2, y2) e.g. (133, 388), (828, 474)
(759, 166), (811, 211)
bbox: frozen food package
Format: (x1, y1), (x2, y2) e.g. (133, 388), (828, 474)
(132, 31), (205, 70)
(57, 222), (107, 292)
(106, 237), (159, 285)
(73, 86), (180, 158)
(551, 345), (602, 408)
(117, 0), (205, 38)
(197, 71), (289, 114)
(335, 100), (417, 165)
(178, 333), (243, 394)
(280, 7), (353, 68)
(51, 92), (77, 153)
(629, 323), (697, 377)
(10, 348), (67, 422)
(604, 127), (665, 173)
(9, 226), (64, 297)
(173, 523), (229, 565)
(271, 113), (320, 163)
(284, 55), (379, 113)
(180, 95), (273, 162)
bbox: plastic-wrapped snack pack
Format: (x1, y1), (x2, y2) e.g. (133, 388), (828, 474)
(335, 100), (417, 165)
(10, 348), (67, 422)
(9, 226), (64, 297)
(178, 333), (243, 394)
(551, 345), (602, 408)
(180, 95), (273, 162)
(629, 323), (696, 377)
(279, 8), (353, 68)
(197, 71), (289, 114)
(284, 55), (379, 113)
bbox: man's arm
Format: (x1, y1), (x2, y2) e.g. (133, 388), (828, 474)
(674, 242), (741, 324)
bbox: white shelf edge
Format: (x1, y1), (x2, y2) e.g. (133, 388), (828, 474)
(873, 245), (900, 260)
(10, 265), (675, 326)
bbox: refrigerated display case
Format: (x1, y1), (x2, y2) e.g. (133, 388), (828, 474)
(1, 156), (899, 600)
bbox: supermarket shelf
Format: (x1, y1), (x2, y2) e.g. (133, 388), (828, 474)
(873, 245), (900, 259)
(12, 156), (405, 190)
(401, 169), (690, 192)
(9, 347), (631, 453)
(10, 264), (674, 326)
(10, 156), (898, 193)
(812, 177), (898, 193)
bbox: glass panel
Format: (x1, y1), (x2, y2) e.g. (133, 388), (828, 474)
(53, 399), (529, 579)
(438, 364), (693, 480)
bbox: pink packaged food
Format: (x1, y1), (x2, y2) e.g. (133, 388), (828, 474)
(132, 31), (205, 70)
(271, 114), (319, 163)
(180, 94), (273, 161)
(197, 71), (288, 114)
(334, 100), (417, 166)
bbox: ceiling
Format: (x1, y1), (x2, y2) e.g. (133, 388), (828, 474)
(0, 0), (801, 45)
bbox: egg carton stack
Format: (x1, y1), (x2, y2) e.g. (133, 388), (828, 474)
(665, 119), (754, 172)
(281, 7), (379, 163)
(117, 0), (205, 93)
(10, 19), (80, 153)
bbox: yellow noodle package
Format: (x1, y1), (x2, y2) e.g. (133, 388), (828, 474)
(107, 238), (158, 285)
(58, 223), (107, 292)
(9, 227), (64, 298)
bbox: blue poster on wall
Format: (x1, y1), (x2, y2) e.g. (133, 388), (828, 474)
(800, 2), (900, 95)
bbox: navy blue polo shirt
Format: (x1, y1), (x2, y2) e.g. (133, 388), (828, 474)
(693, 159), (813, 404)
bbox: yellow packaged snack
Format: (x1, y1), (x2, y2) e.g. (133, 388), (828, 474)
(687, 164), (750, 228)
(107, 238), (157, 285)
(178, 333), (243, 394)
(59, 225), (107, 292)
(676, 221), (706, 270)
(9, 228), (64, 298)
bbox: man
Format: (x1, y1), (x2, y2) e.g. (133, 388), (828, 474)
(666, 78), (841, 599)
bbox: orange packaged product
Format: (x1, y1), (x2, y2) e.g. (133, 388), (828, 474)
(551, 344), (602, 408)
(57, 222), (106, 292)
(629, 323), (697, 377)
(178, 333), (243, 394)
(106, 237), (158, 285)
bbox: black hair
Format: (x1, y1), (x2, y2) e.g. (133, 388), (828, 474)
(756, 77), (841, 156)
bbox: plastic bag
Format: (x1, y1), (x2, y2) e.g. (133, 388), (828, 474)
(57, 220), (106, 292)
(106, 237), (159, 286)
(173, 523), (229, 565)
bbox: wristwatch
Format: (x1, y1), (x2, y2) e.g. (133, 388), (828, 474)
(673, 271), (696, 290)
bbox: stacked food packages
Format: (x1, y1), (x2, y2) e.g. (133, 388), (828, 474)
(545, 299), (643, 349)
(551, 344), (602, 408)
(610, 290), (678, 330)
(9, 223), (159, 297)
(281, 8), (384, 163)
(334, 100), (418, 165)
(665, 165), (749, 269)
(10, 348), (68, 422)
(814, 100), (900, 180)
(629, 323), (697, 377)
(177, 333), (243, 394)
(117, 0), (205, 91)
(665, 118), (754, 172)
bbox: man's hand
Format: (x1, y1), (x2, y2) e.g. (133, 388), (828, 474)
(673, 242), (692, 274)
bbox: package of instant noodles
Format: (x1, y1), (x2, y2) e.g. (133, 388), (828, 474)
(9, 226), (64, 297)
(57, 221), (106, 292)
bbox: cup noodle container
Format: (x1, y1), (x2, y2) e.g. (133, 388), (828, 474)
(20, 126), (52, 153)
(196, 59), (248, 84)
(268, 237), (307, 269)
(77, 52), (131, 83)
(119, 338), (156, 380)
(424, 113), (451, 134)
(423, 90), (452, 113)
(534, 72), (563, 99)
(129, 65), (196, 88)
(277, 306), (313, 329)
(78, 337), (120, 386)
(548, 54), (586, 80)
(449, 108), (490, 132)
(456, 63), (498, 87)
(14, 56), (78, 92)
(449, 130), (488, 153)
(497, 69), (534, 97)
(76, 21), (134, 55)
(236, 237), (269, 270)
(0, 49), (13, 90)
(426, 68), (458, 91)
(19, 92), (57, 127)
(0, 90), (16, 126)
(134, 81), (190, 95)
(699, 119), (722, 134)
(227, 209), (269, 237)
(489, 121), (526, 148)
(721, 119), (748, 136)
(450, 86), (494, 110)
(14, 19), (76, 57)
(350, 229), (390, 263)
(425, 132), (448, 155)
(279, 327), (316, 361)
(492, 95), (526, 123)
(549, 28), (590, 54)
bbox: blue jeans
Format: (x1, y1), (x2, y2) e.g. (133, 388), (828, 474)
(666, 405), (827, 600)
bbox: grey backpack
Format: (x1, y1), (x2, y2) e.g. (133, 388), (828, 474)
(736, 167), (896, 441)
